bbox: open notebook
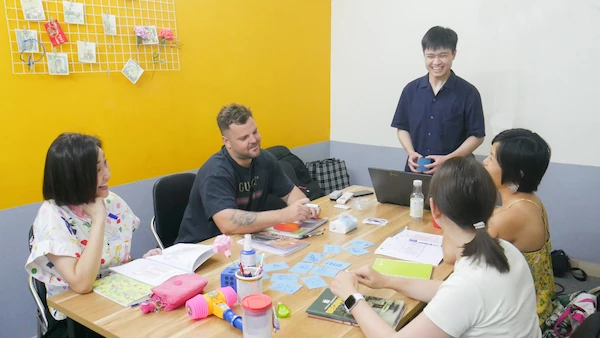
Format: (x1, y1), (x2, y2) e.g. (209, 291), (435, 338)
(238, 232), (310, 256)
(266, 218), (329, 239)
(372, 258), (433, 280)
(110, 243), (214, 287)
(93, 273), (153, 307)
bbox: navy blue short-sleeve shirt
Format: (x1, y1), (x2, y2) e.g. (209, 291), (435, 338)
(391, 71), (485, 169)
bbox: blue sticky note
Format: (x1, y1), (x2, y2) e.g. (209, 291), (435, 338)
(270, 273), (300, 283)
(302, 252), (326, 263)
(323, 244), (341, 254)
(262, 262), (290, 272)
(322, 259), (351, 271)
(289, 262), (315, 274)
(269, 283), (302, 295)
(263, 273), (270, 280)
(301, 276), (328, 289)
(309, 266), (340, 278)
(349, 239), (375, 249)
(344, 246), (369, 256)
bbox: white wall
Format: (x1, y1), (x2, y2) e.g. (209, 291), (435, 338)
(331, 0), (600, 167)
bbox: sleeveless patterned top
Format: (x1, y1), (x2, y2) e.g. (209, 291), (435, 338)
(506, 199), (555, 325)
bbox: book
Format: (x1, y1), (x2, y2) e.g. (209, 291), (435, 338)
(374, 227), (444, 266)
(110, 243), (214, 287)
(238, 232), (310, 256)
(306, 288), (405, 330)
(93, 273), (153, 307)
(372, 258), (432, 280)
(266, 217), (329, 239)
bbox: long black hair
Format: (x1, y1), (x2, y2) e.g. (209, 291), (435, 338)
(429, 157), (510, 273)
(42, 133), (102, 206)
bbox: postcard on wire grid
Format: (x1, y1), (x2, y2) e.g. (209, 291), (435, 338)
(16, 30), (39, 53)
(63, 1), (85, 24)
(20, 0), (46, 21)
(77, 41), (96, 64)
(47, 53), (69, 75)
(121, 59), (145, 84)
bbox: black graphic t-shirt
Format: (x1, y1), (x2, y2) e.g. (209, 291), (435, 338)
(175, 146), (294, 244)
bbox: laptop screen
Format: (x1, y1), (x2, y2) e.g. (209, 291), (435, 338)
(367, 168), (432, 209)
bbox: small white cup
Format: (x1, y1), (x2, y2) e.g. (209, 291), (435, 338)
(235, 267), (263, 303)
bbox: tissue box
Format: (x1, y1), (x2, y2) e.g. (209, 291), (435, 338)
(329, 213), (358, 234)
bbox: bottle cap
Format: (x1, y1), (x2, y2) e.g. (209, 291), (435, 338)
(413, 180), (422, 187)
(243, 234), (253, 251)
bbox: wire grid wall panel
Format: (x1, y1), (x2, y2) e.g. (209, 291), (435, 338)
(5, 0), (180, 75)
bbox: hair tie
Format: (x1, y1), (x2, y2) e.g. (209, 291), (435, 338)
(473, 221), (485, 230)
(19, 38), (46, 70)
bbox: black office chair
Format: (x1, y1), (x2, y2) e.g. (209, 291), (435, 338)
(151, 172), (197, 249)
(28, 226), (50, 338)
(264, 161), (299, 211)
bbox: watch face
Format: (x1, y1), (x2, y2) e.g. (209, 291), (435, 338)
(344, 295), (357, 310)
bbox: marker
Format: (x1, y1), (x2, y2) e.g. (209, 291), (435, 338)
(108, 213), (118, 220)
(272, 305), (280, 332)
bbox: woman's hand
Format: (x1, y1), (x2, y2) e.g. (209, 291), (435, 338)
(142, 248), (162, 258)
(351, 265), (389, 289)
(331, 270), (359, 301)
(82, 197), (107, 221)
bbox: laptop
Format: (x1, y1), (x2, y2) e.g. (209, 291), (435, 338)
(367, 167), (432, 209)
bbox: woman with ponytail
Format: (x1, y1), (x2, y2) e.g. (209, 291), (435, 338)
(331, 157), (541, 338)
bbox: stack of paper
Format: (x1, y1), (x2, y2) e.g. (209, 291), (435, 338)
(374, 228), (444, 266)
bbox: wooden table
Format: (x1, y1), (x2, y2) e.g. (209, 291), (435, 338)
(49, 186), (453, 337)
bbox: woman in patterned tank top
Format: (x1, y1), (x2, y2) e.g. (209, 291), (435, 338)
(483, 128), (554, 326)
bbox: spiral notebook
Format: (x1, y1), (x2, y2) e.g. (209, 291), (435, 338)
(372, 258), (433, 280)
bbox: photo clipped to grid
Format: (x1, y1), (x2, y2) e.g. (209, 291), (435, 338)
(4, 0), (180, 75)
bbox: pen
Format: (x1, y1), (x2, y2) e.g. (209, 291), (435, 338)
(302, 230), (325, 239)
(408, 239), (435, 246)
(130, 300), (148, 308)
(238, 262), (246, 276)
(108, 213), (118, 220)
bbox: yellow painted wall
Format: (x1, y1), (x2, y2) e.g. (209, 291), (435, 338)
(0, 0), (331, 210)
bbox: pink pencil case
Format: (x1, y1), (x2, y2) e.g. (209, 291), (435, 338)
(149, 273), (208, 311)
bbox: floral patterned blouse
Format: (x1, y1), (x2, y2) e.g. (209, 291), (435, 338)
(25, 191), (140, 320)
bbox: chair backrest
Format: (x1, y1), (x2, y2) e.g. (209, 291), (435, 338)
(571, 311), (600, 338)
(28, 226), (50, 335)
(263, 161), (298, 211)
(152, 172), (197, 248)
(265, 145), (325, 200)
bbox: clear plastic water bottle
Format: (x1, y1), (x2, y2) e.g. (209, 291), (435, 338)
(410, 180), (424, 220)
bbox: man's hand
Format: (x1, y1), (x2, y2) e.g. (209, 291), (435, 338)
(282, 198), (311, 222)
(423, 155), (448, 174)
(407, 152), (423, 173)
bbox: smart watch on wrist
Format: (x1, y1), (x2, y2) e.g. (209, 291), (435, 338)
(344, 293), (365, 311)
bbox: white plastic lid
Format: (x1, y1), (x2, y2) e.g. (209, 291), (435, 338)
(413, 180), (422, 187)
(244, 234), (253, 251)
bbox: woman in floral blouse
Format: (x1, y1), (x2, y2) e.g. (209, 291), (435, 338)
(25, 132), (161, 338)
